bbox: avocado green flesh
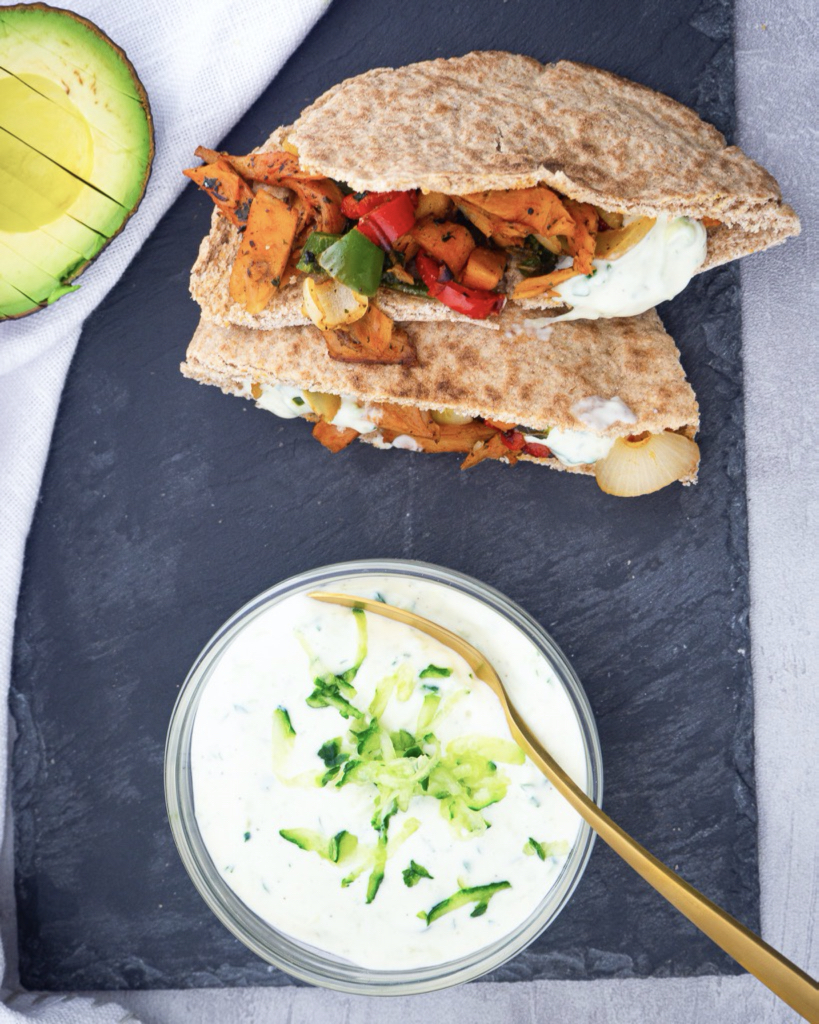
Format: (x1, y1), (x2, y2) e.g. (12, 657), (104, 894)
(0, 71), (145, 208)
(0, 169), (107, 254)
(0, 219), (88, 281)
(0, 5), (152, 319)
(0, 279), (41, 317)
(0, 131), (124, 235)
(0, 237), (78, 307)
(0, 42), (150, 152)
(0, 9), (143, 100)
(0, 54), (152, 168)
(0, 193), (105, 261)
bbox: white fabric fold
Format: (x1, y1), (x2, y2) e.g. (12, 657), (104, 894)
(0, 1), (329, 1020)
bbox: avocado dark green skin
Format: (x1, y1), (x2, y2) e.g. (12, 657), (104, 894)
(0, 3), (154, 320)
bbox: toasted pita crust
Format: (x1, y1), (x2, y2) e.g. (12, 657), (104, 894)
(291, 53), (799, 266)
(181, 308), (698, 480)
(190, 56), (797, 330)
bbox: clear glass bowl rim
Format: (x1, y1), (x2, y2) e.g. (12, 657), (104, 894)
(164, 558), (603, 996)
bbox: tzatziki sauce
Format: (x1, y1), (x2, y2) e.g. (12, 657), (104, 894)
(529, 428), (614, 467)
(551, 214), (707, 321)
(190, 575), (588, 971)
(255, 384), (378, 434)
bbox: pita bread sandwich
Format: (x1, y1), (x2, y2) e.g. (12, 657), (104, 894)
(181, 309), (701, 498)
(183, 52), (799, 350)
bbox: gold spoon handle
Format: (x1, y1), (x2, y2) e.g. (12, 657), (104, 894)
(309, 592), (819, 1021)
(504, 701), (818, 1022)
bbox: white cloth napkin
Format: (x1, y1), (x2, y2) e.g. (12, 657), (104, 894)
(0, 1), (329, 1019)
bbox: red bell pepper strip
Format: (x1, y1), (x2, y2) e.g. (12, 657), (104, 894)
(499, 429), (526, 452)
(355, 193), (418, 251)
(416, 253), (507, 320)
(522, 441), (552, 458)
(341, 190), (415, 220)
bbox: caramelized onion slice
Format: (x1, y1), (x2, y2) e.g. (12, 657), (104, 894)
(302, 277), (368, 331)
(304, 392), (341, 421)
(595, 432), (700, 497)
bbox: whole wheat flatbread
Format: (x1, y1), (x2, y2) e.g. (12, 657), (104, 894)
(190, 57), (797, 330)
(291, 53), (799, 259)
(181, 308), (698, 480)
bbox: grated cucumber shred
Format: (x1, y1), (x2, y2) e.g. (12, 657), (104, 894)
(283, 609), (527, 902)
(524, 837), (571, 861)
(422, 881), (512, 925)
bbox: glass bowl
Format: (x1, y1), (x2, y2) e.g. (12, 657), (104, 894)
(165, 559), (603, 995)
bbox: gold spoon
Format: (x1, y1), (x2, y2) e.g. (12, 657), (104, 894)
(309, 591), (819, 1021)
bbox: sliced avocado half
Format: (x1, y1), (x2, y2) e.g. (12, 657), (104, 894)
(0, 3), (153, 319)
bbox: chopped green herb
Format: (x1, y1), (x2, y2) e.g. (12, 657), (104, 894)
(243, 831), (251, 842)
(402, 860), (434, 887)
(306, 676), (363, 718)
(292, 396), (305, 406)
(515, 235), (559, 278)
(420, 664), (453, 679)
(317, 737), (349, 768)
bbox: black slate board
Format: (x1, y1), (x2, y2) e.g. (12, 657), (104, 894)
(10, 0), (758, 991)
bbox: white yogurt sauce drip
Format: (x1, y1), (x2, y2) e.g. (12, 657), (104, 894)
(571, 395), (637, 431)
(330, 396), (377, 434)
(191, 576), (587, 971)
(550, 214), (707, 321)
(255, 384), (306, 419)
(390, 434), (424, 451)
(256, 384), (376, 433)
(529, 428), (615, 467)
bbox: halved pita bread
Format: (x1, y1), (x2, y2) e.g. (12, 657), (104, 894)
(291, 53), (799, 259)
(181, 308), (698, 480)
(191, 56), (797, 330)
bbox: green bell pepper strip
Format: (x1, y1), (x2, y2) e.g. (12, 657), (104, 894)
(296, 231), (342, 274)
(318, 229), (385, 297)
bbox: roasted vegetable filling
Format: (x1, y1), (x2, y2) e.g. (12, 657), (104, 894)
(185, 145), (713, 363)
(248, 382), (700, 494)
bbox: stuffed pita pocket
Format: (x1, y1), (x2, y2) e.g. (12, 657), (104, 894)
(185, 53), (798, 347)
(181, 308), (700, 497)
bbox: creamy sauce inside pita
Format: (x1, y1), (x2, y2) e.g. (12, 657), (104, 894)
(550, 215), (707, 321)
(255, 385), (377, 433)
(331, 396), (378, 434)
(529, 428), (614, 466)
(254, 385), (625, 468)
(255, 384), (306, 419)
(190, 577), (587, 970)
